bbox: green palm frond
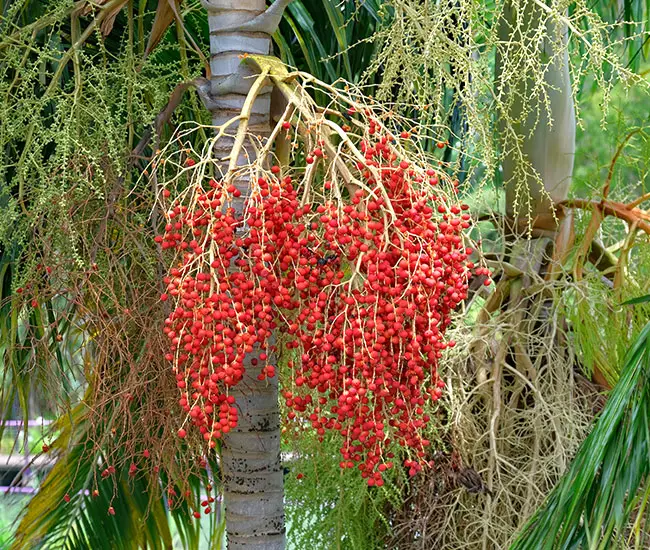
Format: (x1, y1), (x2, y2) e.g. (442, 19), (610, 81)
(621, 0), (648, 73)
(0, 246), (29, 438)
(12, 401), (223, 550)
(623, 294), (650, 306)
(511, 321), (650, 550)
(274, 0), (382, 84)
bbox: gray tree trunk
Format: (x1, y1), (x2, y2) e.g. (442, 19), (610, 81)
(202, 1), (289, 547)
(496, 0), (575, 219)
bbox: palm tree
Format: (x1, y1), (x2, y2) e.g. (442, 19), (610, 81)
(2, 0), (297, 546)
(1, 0), (381, 547)
(199, 1), (291, 547)
(2, 1), (649, 549)
(351, 1), (650, 548)
(511, 316), (650, 549)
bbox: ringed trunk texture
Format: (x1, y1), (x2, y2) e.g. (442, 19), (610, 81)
(203, 0), (286, 548)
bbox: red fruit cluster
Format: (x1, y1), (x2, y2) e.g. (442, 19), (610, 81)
(269, 153), (474, 483)
(157, 180), (278, 446)
(158, 131), (484, 482)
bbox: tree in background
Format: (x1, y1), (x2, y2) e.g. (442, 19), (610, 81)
(362, 2), (650, 548)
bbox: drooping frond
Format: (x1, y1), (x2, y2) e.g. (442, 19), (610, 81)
(511, 320), (650, 549)
(12, 400), (223, 550)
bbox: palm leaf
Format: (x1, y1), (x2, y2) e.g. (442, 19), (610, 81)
(511, 321), (650, 550)
(319, 0), (353, 81)
(12, 400), (222, 550)
(623, 0), (645, 73)
(1, 2), (218, 546)
(276, 0), (382, 84)
(623, 294), (650, 306)
(145, 0), (181, 58)
(283, 2), (337, 82)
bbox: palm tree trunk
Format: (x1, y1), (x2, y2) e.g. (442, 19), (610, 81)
(473, 3), (579, 541)
(497, 0), (575, 220)
(203, 1), (289, 547)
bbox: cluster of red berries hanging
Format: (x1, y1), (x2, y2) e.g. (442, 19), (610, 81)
(156, 110), (488, 485)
